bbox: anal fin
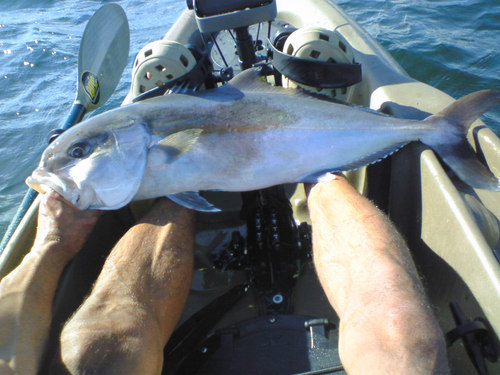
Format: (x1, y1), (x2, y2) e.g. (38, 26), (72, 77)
(297, 171), (338, 183)
(167, 191), (221, 212)
(297, 143), (407, 183)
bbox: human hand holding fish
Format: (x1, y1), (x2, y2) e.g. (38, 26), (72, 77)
(34, 189), (101, 256)
(26, 68), (500, 212)
(0, 189), (100, 375)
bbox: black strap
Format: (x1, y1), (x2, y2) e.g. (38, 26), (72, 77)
(447, 301), (498, 375)
(267, 40), (362, 89)
(162, 284), (248, 374)
(446, 320), (489, 347)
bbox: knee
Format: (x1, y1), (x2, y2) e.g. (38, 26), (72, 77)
(52, 322), (163, 375)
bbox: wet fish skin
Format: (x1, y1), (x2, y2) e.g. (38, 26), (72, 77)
(26, 69), (500, 211)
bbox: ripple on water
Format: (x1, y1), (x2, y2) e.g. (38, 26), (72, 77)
(338, 0), (500, 127)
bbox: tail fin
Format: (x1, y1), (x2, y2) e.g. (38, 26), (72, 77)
(422, 90), (500, 191)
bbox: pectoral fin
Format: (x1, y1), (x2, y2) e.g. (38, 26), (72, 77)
(167, 191), (220, 212)
(156, 128), (203, 163)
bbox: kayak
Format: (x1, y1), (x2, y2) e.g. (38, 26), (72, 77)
(2, 0), (500, 374)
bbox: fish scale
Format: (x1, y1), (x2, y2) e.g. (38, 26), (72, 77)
(26, 68), (500, 212)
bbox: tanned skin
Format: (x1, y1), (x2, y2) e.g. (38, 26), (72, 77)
(53, 198), (195, 375)
(0, 177), (448, 374)
(0, 190), (100, 375)
(308, 176), (449, 374)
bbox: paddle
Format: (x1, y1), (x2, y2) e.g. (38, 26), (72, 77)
(0, 3), (130, 253)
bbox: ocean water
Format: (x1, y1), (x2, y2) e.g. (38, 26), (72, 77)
(0, 0), (499, 238)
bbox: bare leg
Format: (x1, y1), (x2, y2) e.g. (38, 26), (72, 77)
(55, 199), (196, 375)
(307, 176), (449, 374)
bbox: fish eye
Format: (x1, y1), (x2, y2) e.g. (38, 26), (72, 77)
(69, 142), (91, 159)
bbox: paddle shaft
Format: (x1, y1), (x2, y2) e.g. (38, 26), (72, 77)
(63, 102), (87, 130)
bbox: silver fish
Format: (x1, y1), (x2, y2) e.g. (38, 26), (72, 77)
(26, 68), (500, 212)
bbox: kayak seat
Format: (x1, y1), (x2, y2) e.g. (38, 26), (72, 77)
(193, 0), (274, 17)
(190, 0), (277, 33)
(173, 315), (345, 375)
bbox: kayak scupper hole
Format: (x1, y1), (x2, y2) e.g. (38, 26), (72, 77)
(326, 57), (337, 64)
(155, 64), (166, 72)
(166, 74), (174, 80)
(156, 80), (164, 86)
(310, 50), (321, 59)
(319, 33), (329, 42)
(286, 44), (294, 55)
(144, 49), (153, 58)
(140, 85), (146, 93)
(180, 54), (189, 68)
(145, 72), (153, 80)
(339, 41), (346, 53)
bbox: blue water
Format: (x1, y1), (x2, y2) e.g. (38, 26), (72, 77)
(0, 0), (499, 238)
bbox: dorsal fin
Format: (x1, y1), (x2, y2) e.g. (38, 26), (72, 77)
(223, 68), (388, 118)
(223, 67), (335, 100)
(224, 67), (284, 93)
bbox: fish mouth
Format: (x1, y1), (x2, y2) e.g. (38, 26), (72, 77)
(26, 169), (78, 205)
(27, 170), (66, 194)
(27, 169), (96, 210)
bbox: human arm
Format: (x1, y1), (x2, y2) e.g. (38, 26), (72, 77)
(307, 176), (449, 374)
(0, 190), (100, 375)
